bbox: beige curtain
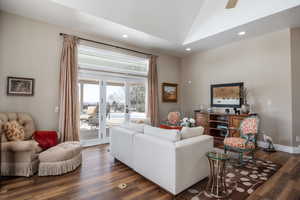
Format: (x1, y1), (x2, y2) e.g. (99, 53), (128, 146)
(147, 56), (159, 127)
(59, 35), (79, 142)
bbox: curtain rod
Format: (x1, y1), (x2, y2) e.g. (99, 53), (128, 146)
(59, 33), (154, 57)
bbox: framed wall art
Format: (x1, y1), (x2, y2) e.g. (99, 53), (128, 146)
(162, 83), (178, 102)
(7, 77), (35, 96)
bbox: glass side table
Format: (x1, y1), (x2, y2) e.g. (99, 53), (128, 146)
(204, 151), (230, 199)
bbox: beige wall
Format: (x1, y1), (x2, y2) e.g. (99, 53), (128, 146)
(291, 28), (300, 147)
(0, 11), (181, 129)
(157, 55), (181, 121)
(180, 30), (293, 146)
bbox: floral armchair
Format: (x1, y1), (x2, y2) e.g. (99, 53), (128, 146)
(167, 111), (181, 126)
(224, 116), (260, 164)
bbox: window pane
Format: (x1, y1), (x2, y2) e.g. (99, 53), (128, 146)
(78, 45), (148, 76)
(83, 84), (99, 104)
(129, 83), (146, 119)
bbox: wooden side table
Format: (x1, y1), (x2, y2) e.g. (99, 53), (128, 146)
(205, 152), (230, 199)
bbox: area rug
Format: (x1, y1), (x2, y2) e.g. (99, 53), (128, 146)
(178, 157), (281, 200)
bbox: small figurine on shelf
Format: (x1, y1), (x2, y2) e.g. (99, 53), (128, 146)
(234, 107), (240, 115)
(207, 107), (213, 113)
(263, 134), (276, 152)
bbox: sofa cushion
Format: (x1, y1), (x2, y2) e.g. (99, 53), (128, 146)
(144, 125), (180, 142)
(180, 126), (204, 140)
(3, 121), (25, 141)
(39, 141), (81, 162)
(120, 122), (144, 133)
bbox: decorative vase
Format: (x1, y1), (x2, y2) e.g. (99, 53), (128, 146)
(241, 104), (250, 114)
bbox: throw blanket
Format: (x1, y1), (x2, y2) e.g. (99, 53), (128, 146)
(159, 124), (182, 130)
(34, 131), (58, 149)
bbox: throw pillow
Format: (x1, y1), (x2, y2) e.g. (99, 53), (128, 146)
(3, 120), (25, 141)
(181, 126), (204, 139)
(144, 125), (181, 142)
(33, 131), (58, 149)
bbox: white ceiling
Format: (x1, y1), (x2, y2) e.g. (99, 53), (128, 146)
(1, 0), (300, 57)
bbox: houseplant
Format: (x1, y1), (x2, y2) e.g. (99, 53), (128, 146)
(181, 118), (196, 127)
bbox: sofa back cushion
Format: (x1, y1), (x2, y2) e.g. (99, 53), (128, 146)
(144, 125), (180, 142)
(180, 126), (204, 140)
(120, 122), (144, 133)
(0, 112), (35, 140)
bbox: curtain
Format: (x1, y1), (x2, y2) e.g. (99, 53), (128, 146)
(147, 56), (159, 127)
(59, 35), (79, 142)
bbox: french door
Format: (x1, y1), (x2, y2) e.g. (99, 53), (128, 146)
(79, 76), (146, 146)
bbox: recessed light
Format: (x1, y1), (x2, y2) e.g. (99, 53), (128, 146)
(122, 34), (128, 38)
(186, 48), (191, 51)
(238, 31), (246, 36)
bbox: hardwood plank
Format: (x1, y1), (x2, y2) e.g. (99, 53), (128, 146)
(1, 144), (299, 200)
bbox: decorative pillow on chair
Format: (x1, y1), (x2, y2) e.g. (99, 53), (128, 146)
(167, 112), (181, 125)
(3, 120), (25, 141)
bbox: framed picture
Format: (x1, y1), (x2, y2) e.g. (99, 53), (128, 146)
(7, 77), (35, 96)
(162, 83), (178, 102)
(211, 82), (243, 108)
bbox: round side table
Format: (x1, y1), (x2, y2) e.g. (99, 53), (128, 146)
(204, 152), (230, 199)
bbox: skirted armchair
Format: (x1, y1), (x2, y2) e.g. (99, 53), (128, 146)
(224, 116), (260, 164)
(0, 112), (42, 177)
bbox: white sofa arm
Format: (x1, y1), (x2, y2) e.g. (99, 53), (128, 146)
(133, 134), (175, 193)
(174, 135), (214, 194)
(110, 127), (138, 167)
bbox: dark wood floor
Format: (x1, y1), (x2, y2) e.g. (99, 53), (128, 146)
(0, 144), (299, 200)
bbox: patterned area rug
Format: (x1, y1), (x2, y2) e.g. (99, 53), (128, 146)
(178, 157), (281, 200)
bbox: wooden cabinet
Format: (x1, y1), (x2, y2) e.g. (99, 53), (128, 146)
(194, 111), (254, 146)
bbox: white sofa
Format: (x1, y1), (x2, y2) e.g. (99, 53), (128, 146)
(110, 124), (214, 195)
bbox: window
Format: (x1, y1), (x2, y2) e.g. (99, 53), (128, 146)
(77, 44), (148, 145)
(78, 45), (148, 77)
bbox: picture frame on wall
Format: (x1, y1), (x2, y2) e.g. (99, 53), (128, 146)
(162, 83), (178, 102)
(7, 77), (35, 96)
(210, 82), (243, 108)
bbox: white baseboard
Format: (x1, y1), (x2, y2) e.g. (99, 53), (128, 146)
(257, 141), (300, 154)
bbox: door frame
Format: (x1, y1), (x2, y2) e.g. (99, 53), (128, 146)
(78, 71), (147, 146)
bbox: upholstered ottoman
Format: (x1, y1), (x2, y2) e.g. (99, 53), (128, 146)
(38, 141), (82, 176)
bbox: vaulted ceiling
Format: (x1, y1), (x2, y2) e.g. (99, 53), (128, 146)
(1, 0), (300, 56)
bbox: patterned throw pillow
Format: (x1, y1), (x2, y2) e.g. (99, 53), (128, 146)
(3, 121), (25, 141)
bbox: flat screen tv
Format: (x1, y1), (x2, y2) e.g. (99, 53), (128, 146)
(211, 82), (243, 108)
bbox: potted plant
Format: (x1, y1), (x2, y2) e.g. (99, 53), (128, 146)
(180, 118), (196, 127)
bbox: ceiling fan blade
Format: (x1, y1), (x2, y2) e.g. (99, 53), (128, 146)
(226, 0), (238, 9)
